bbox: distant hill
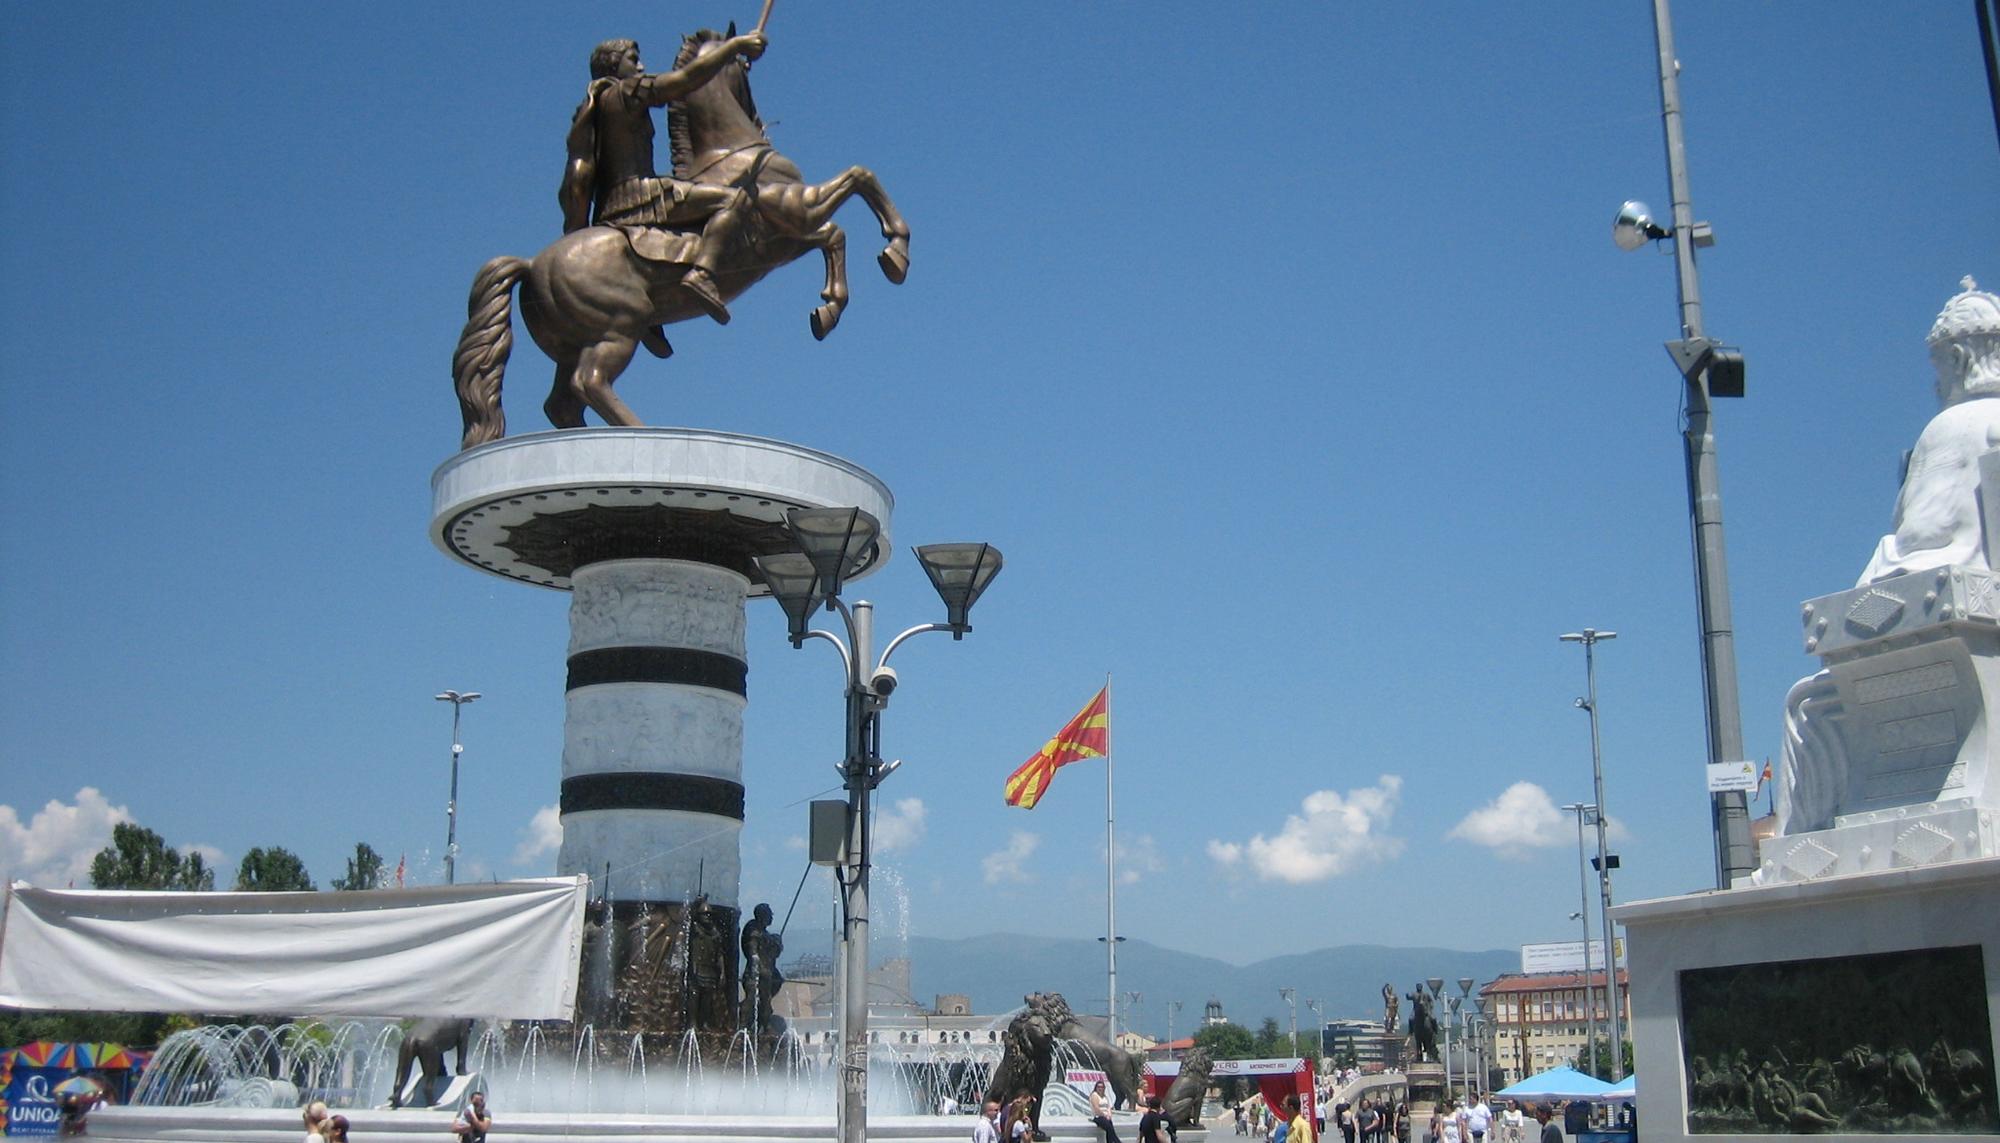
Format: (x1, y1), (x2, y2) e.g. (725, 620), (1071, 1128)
(903, 934), (1516, 1035)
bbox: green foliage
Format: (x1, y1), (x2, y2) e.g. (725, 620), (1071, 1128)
(235, 846), (315, 892)
(1253, 1016), (1290, 1058)
(1194, 1020), (1258, 1101)
(0, 1009), (178, 1050)
(89, 823), (214, 890)
(1573, 1036), (1633, 1082)
(330, 843), (384, 891)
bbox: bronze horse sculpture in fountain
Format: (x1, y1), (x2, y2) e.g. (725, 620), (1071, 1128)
(452, 26), (911, 450)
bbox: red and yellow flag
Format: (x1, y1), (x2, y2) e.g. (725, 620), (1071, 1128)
(1004, 687), (1109, 809)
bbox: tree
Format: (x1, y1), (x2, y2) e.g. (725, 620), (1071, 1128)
(331, 842), (385, 891)
(1253, 1016), (1288, 1058)
(1573, 1035), (1633, 1081)
(90, 823), (215, 890)
(235, 846), (315, 892)
(1193, 1021), (1258, 1101)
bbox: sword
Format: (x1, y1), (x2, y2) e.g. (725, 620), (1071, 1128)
(754, 0), (775, 37)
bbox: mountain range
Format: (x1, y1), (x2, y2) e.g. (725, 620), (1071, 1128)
(898, 934), (1518, 1037)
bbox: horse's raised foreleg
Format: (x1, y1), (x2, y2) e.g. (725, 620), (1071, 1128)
(811, 223), (848, 341)
(754, 166), (910, 284)
(570, 336), (644, 427)
(544, 355), (586, 429)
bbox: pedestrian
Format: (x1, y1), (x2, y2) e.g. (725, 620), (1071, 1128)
(1091, 1081), (1123, 1143)
(1235, 1104), (1248, 1136)
(1501, 1102), (1524, 1143)
(1427, 1102), (1443, 1143)
(1464, 1093), (1490, 1143)
(1358, 1099), (1380, 1143)
(453, 1091), (492, 1143)
(1440, 1100), (1462, 1143)
(1140, 1096), (1169, 1143)
(1337, 1101), (1355, 1143)
(325, 1115), (352, 1143)
(1529, 1103), (1561, 1143)
(1285, 1094), (1315, 1143)
(302, 1101), (330, 1143)
(974, 1100), (1002, 1143)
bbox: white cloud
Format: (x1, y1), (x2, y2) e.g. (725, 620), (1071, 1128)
(0, 788), (132, 888)
(1115, 833), (1166, 885)
(1448, 781), (1627, 859)
(982, 831), (1040, 885)
(873, 797), (927, 853)
(1449, 781), (1568, 858)
(1207, 775), (1404, 883)
(512, 805), (563, 865)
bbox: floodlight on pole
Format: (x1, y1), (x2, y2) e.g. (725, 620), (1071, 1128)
(1615, 0), (1757, 890)
(434, 690), (481, 885)
(1560, 628), (1623, 1080)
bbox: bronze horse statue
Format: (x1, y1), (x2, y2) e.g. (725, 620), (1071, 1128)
(452, 28), (910, 449)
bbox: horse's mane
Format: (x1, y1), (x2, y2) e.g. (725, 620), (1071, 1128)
(669, 29), (765, 179)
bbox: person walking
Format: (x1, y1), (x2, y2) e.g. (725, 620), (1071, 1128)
(1091, 1081), (1123, 1143)
(1285, 1094), (1315, 1143)
(1530, 1104), (1561, 1143)
(975, 1100), (1003, 1143)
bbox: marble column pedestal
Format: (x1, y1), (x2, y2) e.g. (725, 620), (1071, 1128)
(431, 428), (892, 1034)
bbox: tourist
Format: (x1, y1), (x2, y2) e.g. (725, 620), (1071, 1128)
(1529, 1103), (1560, 1143)
(1358, 1099), (1380, 1143)
(325, 1115), (352, 1143)
(1285, 1093), (1315, 1143)
(1464, 1093), (1491, 1143)
(1440, 1100), (1461, 1143)
(303, 1101), (330, 1142)
(1500, 1101), (1524, 1143)
(1394, 1102), (1410, 1143)
(1091, 1080), (1122, 1143)
(453, 1091), (492, 1143)
(1336, 1100), (1355, 1143)
(1140, 1096), (1168, 1143)
(975, 1100), (1002, 1143)
(1235, 1104), (1248, 1135)
(1426, 1102), (1443, 1143)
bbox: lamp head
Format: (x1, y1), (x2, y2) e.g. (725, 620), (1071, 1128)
(752, 551), (825, 647)
(1612, 201), (1667, 251)
(915, 542), (1004, 637)
(783, 507), (881, 600)
(1426, 977), (1445, 998)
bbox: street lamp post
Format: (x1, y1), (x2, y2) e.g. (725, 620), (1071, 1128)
(1562, 802), (1600, 1077)
(1456, 978), (1474, 1098)
(1473, 995), (1490, 1095)
(1280, 988), (1298, 1058)
(1615, 0), (1756, 889)
(433, 690), (481, 885)
(1560, 628), (1623, 1080)
(754, 509), (1002, 1143)
(1306, 999), (1323, 1067)
(1168, 1000), (1184, 1047)
(1126, 991), (1144, 1044)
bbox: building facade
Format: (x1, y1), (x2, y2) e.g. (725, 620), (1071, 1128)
(1479, 970), (1631, 1085)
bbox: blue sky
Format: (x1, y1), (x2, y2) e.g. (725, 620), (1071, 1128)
(3, 2), (1997, 1022)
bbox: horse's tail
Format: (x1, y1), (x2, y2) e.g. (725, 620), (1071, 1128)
(453, 255), (530, 450)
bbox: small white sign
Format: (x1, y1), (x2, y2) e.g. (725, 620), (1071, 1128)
(1706, 760), (1758, 793)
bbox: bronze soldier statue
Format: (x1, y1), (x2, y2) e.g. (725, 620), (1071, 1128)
(560, 30), (769, 325)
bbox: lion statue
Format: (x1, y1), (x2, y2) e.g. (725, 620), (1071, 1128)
(1164, 1046), (1213, 1126)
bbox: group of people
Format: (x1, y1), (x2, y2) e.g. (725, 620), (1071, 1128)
(981, 1083), (1182, 1143)
(298, 1090), (491, 1143)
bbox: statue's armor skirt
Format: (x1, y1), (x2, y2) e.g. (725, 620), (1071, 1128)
(599, 176), (695, 228)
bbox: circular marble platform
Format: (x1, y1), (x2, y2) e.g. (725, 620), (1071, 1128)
(430, 428), (895, 593)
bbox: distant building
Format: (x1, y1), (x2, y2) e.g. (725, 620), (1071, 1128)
(1203, 998), (1226, 1026)
(1321, 1019), (1394, 1072)
(1480, 970), (1631, 1085)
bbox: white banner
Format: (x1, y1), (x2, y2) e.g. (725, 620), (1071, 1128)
(0, 877), (586, 1019)
(1521, 938), (1625, 974)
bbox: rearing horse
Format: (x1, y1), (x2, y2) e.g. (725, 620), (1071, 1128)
(452, 28), (910, 450)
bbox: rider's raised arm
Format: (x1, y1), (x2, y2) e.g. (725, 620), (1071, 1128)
(634, 33), (766, 106)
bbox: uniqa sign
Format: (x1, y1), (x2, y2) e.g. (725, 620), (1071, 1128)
(5, 1071), (61, 1136)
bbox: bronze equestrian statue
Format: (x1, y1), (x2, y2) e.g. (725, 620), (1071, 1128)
(453, 19), (911, 449)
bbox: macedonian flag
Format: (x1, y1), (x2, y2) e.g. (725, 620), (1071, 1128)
(1004, 686), (1109, 809)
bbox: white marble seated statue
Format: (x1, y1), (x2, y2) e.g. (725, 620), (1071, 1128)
(1776, 277), (2000, 836)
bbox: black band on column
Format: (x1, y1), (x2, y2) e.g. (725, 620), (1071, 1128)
(566, 646), (747, 696)
(561, 772), (746, 820)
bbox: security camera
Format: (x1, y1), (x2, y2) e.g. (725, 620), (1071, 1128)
(869, 665), (899, 697)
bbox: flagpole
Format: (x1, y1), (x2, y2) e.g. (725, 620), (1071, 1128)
(1104, 674), (1118, 1043)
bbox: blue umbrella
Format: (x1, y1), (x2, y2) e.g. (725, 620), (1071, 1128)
(1602, 1074), (1635, 1097)
(1493, 1066), (1614, 1101)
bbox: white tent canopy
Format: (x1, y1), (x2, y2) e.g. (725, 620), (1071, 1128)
(0, 877), (585, 1019)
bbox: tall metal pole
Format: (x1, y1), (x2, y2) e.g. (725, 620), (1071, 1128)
(839, 602), (876, 1143)
(434, 690), (479, 885)
(1563, 630), (1624, 1080)
(1650, 0), (1755, 889)
(1281, 988), (1298, 1058)
(1105, 677), (1119, 1042)
(1563, 802), (1599, 1076)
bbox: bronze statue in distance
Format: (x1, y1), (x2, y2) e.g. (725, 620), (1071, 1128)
(452, 23), (912, 449)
